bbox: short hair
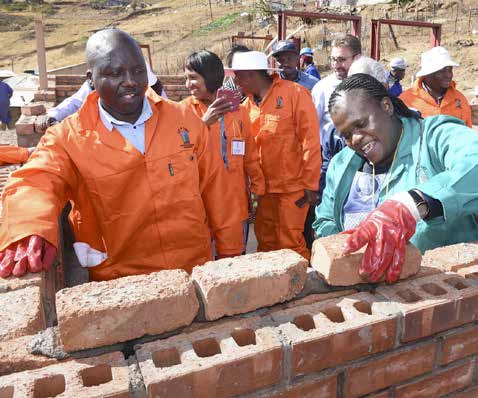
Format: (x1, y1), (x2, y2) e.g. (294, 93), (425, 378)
(348, 57), (388, 85)
(226, 44), (250, 68)
(185, 50), (224, 93)
(331, 34), (362, 55)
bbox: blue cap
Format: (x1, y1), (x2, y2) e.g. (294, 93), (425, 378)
(271, 40), (298, 56)
(299, 47), (314, 56)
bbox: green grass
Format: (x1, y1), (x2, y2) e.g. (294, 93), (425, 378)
(195, 12), (241, 34)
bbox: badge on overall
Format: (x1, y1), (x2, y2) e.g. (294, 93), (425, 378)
(178, 127), (194, 148)
(276, 96), (283, 109)
(231, 139), (245, 156)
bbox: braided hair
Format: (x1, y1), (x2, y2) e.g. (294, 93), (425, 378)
(328, 73), (420, 120)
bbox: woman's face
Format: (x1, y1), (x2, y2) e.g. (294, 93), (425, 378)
(184, 67), (210, 100)
(331, 90), (400, 166)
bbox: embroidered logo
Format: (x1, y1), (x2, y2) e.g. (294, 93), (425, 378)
(276, 96), (283, 109)
(178, 127), (194, 148)
(457, 99), (462, 109)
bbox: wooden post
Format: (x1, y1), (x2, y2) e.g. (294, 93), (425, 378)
(35, 19), (48, 90)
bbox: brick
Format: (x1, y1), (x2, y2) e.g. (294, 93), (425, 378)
(16, 133), (42, 148)
(458, 265), (478, 281)
(421, 242), (478, 272)
(135, 317), (282, 398)
(259, 374), (338, 398)
(395, 360), (475, 398)
(344, 343), (437, 398)
(56, 269), (199, 352)
(0, 351), (129, 397)
(454, 385), (478, 398)
(0, 286), (45, 340)
(311, 234), (421, 286)
(376, 273), (478, 342)
(0, 334), (59, 376)
(21, 103), (46, 116)
(15, 114), (36, 135)
(441, 324), (478, 364)
(33, 90), (56, 102)
(270, 292), (398, 377)
(192, 249), (308, 321)
(0, 272), (44, 293)
(367, 392), (390, 398)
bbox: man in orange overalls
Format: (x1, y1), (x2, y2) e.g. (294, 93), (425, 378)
(229, 51), (321, 259)
(0, 29), (232, 281)
(400, 46), (472, 127)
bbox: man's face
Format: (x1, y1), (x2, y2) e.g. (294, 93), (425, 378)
(90, 41), (148, 122)
(424, 66), (453, 91)
(274, 51), (299, 79)
(392, 67), (406, 81)
(330, 46), (358, 80)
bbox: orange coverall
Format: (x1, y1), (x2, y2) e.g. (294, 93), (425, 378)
(0, 90), (232, 281)
(400, 79), (472, 128)
(243, 75), (322, 259)
(181, 96), (266, 254)
(0, 145), (29, 166)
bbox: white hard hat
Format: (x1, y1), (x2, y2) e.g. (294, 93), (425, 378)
(226, 51), (280, 71)
(389, 57), (407, 70)
(416, 46), (458, 78)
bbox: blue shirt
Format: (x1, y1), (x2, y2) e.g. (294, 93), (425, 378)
(282, 70), (319, 91)
(305, 64), (321, 80)
(98, 98), (153, 154)
(0, 81), (13, 124)
(387, 72), (403, 97)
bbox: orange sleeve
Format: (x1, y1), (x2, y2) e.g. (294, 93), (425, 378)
(0, 127), (78, 251)
(240, 107), (265, 196)
(462, 97), (472, 128)
(293, 87), (322, 191)
(0, 146), (29, 166)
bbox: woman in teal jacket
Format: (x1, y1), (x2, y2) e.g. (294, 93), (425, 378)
(313, 73), (478, 283)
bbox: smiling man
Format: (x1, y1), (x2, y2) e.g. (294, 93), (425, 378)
(0, 29), (229, 281)
(400, 46), (471, 127)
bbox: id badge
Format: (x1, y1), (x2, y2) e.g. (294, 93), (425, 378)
(231, 139), (245, 156)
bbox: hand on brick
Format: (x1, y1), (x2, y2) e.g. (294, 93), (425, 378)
(342, 199), (417, 283)
(0, 235), (56, 278)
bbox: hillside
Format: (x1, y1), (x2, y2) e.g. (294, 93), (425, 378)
(0, 0), (477, 99)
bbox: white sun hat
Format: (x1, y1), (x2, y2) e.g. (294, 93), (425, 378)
(389, 57), (407, 70)
(226, 51), (281, 71)
(416, 46), (459, 78)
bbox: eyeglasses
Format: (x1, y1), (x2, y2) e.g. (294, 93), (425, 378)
(329, 55), (356, 64)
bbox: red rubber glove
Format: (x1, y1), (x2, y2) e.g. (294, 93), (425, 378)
(0, 235), (56, 278)
(343, 199), (417, 284)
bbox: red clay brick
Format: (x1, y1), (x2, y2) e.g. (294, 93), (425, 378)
(454, 385), (478, 398)
(56, 269), (199, 352)
(376, 273), (478, 342)
(441, 325), (478, 364)
(15, 114), (36, 135)
(421, 242), (478, 272)
(192, 249), (308, 321)
(458, 265), (478, 280)
(135, 317), (283, 398)
(0, 334), (59, 376)
(259, 374), (337, 398)
(21, 103), (46, 116)
(344, 343), (437, 398)
(0, 286), (45, 340)
(367, 391), (391, 398)
(395, 359), (475, 398)
(270, 292), (398, 377)
(311, 234), (421, 286)
(0, 351), (129, 397)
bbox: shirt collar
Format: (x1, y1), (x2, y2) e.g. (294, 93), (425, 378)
(98, 97), (153, 132)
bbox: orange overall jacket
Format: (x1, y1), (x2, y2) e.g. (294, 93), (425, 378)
(0, 145), (29, 166)
(0, 90), (232, 281)
(243, 75), (322, 193)
(400, 79), (472, 128)
(181, 96), (265, 223)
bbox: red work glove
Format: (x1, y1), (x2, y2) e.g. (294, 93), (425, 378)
(343, 199), (417, 284)
(0, 235), (56, 278)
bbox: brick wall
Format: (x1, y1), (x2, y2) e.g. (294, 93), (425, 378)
(0, 241), (478, 397)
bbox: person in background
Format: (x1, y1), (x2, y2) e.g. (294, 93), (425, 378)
(400, 46), (472, 128)
(348, 56), (388, 86)
(182, 50), (265, 257)
(0, 80), (13, 130)
(229, 50), (321, 259)
(35, 62), (167, 133)
(299, 47), (320, 79)
(387, 57), (407, 97)
(307, 33), (361, 249)
(314, 73), (478, 284)
(271, 40), (319, 91)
